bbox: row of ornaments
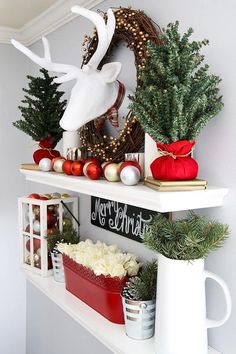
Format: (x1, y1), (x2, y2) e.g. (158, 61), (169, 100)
(25, 192), (73, 235)
(39, 157), (141, 186)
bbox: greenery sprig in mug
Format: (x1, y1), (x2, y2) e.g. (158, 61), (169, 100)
(46, 224), (80, 254)
(142, 212), (229, 260)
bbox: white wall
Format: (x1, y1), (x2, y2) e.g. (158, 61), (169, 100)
(0, 44), (31, 354)
(25, 0), (236, 353)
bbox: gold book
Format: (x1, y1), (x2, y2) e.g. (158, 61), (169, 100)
(145, 177), (207, 187)
(21, 163), (40, 171)
(145, 181), (206, 192)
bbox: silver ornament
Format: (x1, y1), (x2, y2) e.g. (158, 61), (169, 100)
(39, 158), (52, 172)
(25, 210), (35, 223)
(51, 192), (61, 199)
(120, 166), (140, 186)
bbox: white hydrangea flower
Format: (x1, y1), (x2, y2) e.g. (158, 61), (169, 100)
(58, 239), (141, 278)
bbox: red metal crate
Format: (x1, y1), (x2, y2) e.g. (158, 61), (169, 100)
(63, 254), (127, 324)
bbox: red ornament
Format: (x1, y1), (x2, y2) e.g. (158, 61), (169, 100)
(85, 162), (102, 180)
(62, 160), (73, 175)
(25, 225), (30, 233)
(151, 140), (198, 181)
(33, 149), (60, 164)
(119, 161), (142, 174)
(71, 161), (85, 176)
(47, 255), (53, 270)
(26, 238), (41, 252)
(47, 226), (58, 235)
(84, 157), (101, 165)
(27, 193), (41, 199)
(47, 211), (57, 227)
(39, 196), (49, 200)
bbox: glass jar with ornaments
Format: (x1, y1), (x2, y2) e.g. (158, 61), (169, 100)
(18, 193), (78, 276)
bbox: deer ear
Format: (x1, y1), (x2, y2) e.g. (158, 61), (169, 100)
(100, 62), (122, 83)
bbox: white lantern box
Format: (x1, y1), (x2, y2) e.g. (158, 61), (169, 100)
(18, 195), (78, 276)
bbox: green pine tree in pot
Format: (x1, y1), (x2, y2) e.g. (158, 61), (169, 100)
(121, 261), (157, 340)
(13, 68), (67, 164)
(130, 22), (223, 181)
(142, 213), (231, 353)
(46, 224), (80, 283)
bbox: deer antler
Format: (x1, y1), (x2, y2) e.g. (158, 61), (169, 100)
(71, 6), (115, 70)
(11, 37), (80, 83)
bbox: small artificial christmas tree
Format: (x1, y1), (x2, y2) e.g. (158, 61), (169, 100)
(13, 68), (67, 148)
(130, 22), (224, 181)
(130, 21), (223, 143)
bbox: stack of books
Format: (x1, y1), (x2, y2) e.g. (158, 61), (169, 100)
(21, 163), (40, 171)
(144, 177), (207, 192)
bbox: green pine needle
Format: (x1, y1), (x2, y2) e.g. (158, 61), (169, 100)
(124, 260), (157, 301)
(130, 21), (223, 143)
(142, 212), (229, 260)
(13, 68), (67, 144)
(46, 224), (80, 253)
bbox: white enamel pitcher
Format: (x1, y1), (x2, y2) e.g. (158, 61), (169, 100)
(155, 254), (232, 354)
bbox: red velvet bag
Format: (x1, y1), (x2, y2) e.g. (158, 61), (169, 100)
(33, 136), (60, 164)
(150, 140), (198, 181)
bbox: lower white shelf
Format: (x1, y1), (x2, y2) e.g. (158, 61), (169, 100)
(24, 269), (221, 354)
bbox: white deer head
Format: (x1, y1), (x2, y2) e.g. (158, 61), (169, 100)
(11, 6), (122, 131)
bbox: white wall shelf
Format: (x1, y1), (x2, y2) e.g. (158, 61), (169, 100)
(24, 270), (221, 354)
(20, 169), (228, 213)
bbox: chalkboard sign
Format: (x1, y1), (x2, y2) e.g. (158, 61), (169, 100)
(91, 196), (165, 243)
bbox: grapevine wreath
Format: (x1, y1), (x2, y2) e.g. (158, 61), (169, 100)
(80, 7), (161, 162)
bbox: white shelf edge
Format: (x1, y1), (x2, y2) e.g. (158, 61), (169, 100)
(20, 169), (228, 213)
(24, 270), (221, 354)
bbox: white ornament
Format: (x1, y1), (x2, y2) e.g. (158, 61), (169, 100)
(25, 210), (35, 223)
(39, 158), (52, 172)
(104, 163), (120, 182)
(120, 166), (140, 186)
(53, 159), (65, 173)
(11, 7), (127, 132)
(33, 220), (41, 234)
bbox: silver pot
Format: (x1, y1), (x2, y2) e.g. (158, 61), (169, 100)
(122, 296), (156, 340)
(51, 252), (65, 283)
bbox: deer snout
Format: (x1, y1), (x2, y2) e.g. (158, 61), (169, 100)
(59, 115), (81, 132)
